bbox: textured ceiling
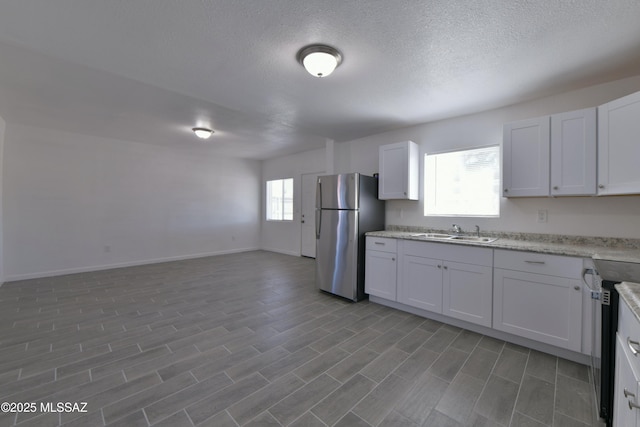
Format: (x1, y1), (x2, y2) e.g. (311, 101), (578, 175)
(1, 0), (640, 159)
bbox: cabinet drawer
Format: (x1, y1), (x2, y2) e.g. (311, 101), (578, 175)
(494, 249), (583, 278)
(404, 240), (492, 266)
(619, 299), (640, 375)
(366, 237), (397, 253)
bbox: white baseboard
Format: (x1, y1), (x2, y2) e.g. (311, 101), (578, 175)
(4, 247), (260, 282)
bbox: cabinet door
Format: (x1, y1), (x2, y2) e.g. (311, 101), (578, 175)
(614, 334), (639, 427)
(399, 255), (442, 312)
(364, 250), (396, 300)
(493, 269), (582, 351)
(550, 108), (597, 196)
(378, 141), (418, 200)
(598, 91), (640, 195)
(503, 117), (550, 197)
(443, 262), (493, 327)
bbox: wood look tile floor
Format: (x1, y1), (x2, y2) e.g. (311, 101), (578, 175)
(0, 251), (603, 427)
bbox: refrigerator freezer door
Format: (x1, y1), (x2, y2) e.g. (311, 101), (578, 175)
(317, 174), (359, 210)
(316, 209), (359, 300)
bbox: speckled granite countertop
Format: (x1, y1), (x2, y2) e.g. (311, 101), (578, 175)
(616, 282), (640, 323)
(366, 226), (640, 263)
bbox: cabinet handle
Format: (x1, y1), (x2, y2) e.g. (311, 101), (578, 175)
(374, 242), (385, 245)
(628, 338), (640, 356)
(553, 186), (559, 190)
(443, 265), (448, 270)
(626, 389), (640, 411)
(525, 260), (546, 264)
(437, 265), (442, 269)
(574, 285), (580, 291)
(391, 258), (395, 261)
(504, 188), (508, 193)
(599, 184), (605, 189)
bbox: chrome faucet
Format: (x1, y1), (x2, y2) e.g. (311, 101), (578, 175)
(452, 224), (462, 235)
(475, 225), (480, 237)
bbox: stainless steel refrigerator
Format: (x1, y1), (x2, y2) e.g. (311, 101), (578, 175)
(316, 173), (385, 301)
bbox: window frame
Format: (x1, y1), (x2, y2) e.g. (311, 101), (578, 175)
(423, 144), (501, 218)
(266, 178), (294, 221)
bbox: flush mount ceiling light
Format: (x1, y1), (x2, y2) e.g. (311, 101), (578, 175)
(192, 127), (213, 139)
(297, 44), (342, 78)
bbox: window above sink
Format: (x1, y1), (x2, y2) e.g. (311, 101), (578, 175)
(424, 145), (500, 217)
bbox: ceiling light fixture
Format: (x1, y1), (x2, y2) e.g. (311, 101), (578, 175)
(297, 44), (342, 78)
(192, 127), (213, 139)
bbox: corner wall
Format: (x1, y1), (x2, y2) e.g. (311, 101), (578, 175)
(3, 124), (262, 281)
(337, 75), (640, 238)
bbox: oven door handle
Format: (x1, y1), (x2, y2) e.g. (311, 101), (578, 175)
(582, 268), (598, 290)
(582, 268), (603, 302)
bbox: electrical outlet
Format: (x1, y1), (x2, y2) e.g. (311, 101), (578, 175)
(537, 209), (548, 223)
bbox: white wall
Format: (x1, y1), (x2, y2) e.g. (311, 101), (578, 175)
(333, 75), (640, 238)
(0, 115), (5, 284)
(261, 148), (325, 255)
(3, 124), (261, 280)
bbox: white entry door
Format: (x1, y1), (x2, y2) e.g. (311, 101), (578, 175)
(300, 172), (323, 258)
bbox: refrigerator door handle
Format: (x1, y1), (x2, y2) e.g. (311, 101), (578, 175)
(316, 208), (321, 239)
(316, 179), (322, 239)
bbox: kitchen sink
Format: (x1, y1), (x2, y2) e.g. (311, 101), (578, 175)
(448, 236), (498, 243)
(410, 233), (498, 243)
(410, 233), (451, 239)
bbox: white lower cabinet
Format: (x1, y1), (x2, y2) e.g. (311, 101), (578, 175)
(614, 333), (640, 427)
(366, 237), (589, 355)
(400, 255), (442, 312)
(364, 237), (397, 300)
(443, 261), (493, 327)
(493, 250), (583, 352)
(615, 298), (640, 427)
(398, 240), (493, 327)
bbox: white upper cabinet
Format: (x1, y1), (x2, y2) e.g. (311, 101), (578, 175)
(598, 91), (640, 195)
(503, 117), (550, 197)
(550, 108), (597, 196)
(503, 107), (597, 197)
(378, 141), (419, 200)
